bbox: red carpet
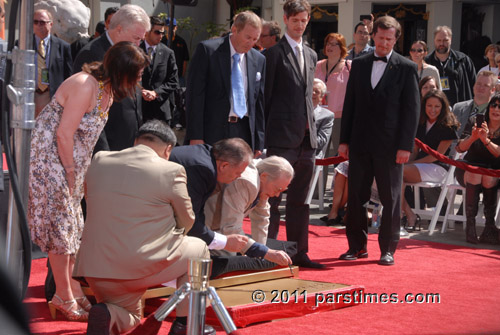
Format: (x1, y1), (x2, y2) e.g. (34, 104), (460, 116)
(25, 222), (500, 335)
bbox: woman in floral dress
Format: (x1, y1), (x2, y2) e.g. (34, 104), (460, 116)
(28, 41), (148, 321)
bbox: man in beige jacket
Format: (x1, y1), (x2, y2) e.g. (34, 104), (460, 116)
(74, 120), (209, 334)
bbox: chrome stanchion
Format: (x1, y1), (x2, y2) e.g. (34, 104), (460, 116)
(153, 258), (237, 334)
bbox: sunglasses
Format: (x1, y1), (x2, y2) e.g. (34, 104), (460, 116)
(34, 20), (51, 26)
(153, 30), (165, 35)
(410, 48), (424, 53)
(491, 103), (500, 109)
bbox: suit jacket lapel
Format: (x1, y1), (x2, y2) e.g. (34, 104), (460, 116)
(246, 50), (257, 109)
(152, 46), (162, 73)
(48, 36), (57, 70)
(374, 52), (399, 92)
(282, 38), (304, 84)
(218, 36), (231, 97)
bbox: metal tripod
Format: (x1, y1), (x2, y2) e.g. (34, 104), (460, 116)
(154, 258), (237, 335)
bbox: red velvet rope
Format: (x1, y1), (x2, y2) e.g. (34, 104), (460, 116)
(315, 138), (500, 177)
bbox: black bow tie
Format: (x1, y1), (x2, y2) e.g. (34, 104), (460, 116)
(373, 56), (387, 63)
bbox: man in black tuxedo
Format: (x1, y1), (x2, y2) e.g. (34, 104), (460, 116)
(73, 4), (150, 152)
(264, 0), (322, 269)
(140, 16), (179, 125)
(33, 9), (72, 117)
(338, 16), (420, 266)
(185, 11), (266, 155)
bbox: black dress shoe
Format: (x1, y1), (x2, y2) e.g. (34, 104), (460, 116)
(319, 215), (329, 222)
(293, 253), (325, 269)
(168, 319), (216, 335)
(326, 216), (343, 226)
(339, 249), (368, 260)
(378, 252), (394, 266)
(87, 303), (111, 335)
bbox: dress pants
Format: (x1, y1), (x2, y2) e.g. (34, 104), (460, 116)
(346, 150), (402, 255)
(226, 116), (252, 149)
(267, 135), (315, 255)
(86, 237), (208, 334)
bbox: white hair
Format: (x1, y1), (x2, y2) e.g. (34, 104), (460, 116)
(313, 78), (327, 96)
(256, 156), (294, 181)
(108, 4), (150, 32)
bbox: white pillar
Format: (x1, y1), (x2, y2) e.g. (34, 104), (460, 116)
(426, 0), (461, 50)
(338, 0), (372, 45)
(214, 0), (230, 26)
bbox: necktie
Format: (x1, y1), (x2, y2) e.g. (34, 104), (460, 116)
(231, 53), (246, 118)
(147, 47), (153, 61)
(373, 55), (387, 63)
(471, 106), (479, 117)
(295, 45), (304, 78)
(37, 39), (48, 92)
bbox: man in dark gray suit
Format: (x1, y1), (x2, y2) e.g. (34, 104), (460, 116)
(185, 11), (266, 155)
(264, 0), (322, 268)
(338, 16), (420, 266)
(140, 16), (179, 125)
(73, 4), (150, 152)
(33, 9), (72, 117)
(452, 70), (497, 137)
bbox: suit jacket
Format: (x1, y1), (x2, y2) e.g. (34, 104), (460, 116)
(73, 34), (142, 152)
(140, 41), (179, 122)
(452, 99), (476, 137)
(33, 35), (72, 97)
(340, 52), (420, 158)
(185, 35), (266, 150)
(73, 145), (195, 280)
(204, 160), (269, 254)
(314, 105), (334, 156)
(264, 36), (318, 149)
(169, 144), (217, 245)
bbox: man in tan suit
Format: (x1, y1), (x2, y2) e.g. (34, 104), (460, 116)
(204, 156), (294, 265)
(73, 120), (210, 335)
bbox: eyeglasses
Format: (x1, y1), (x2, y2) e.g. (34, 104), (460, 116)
(491, 103), (500, 109)
(410, 48), (424, 53)
(152, 30), (165, 35)
(34, 20), (51, 26)
(326, 42), (339, 47)
(356, 31), (369, 36)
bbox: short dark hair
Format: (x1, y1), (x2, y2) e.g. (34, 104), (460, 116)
(212, 138), (253, 166)
(354, 22), (367, 34)
(137, 120), (176, 146)
(83, 42), (149, 101)
(372, 15), (401, 40)
(104, 7), (119, 22)
(150, 16), (164, 28)
(283, 0), (311, 18)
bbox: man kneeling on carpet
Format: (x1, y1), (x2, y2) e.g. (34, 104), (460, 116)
(204, 156), (294, 268)
(73, 120), (210, 335)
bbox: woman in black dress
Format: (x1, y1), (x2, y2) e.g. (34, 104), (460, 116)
(456, 94), (500, 244)
(402, 89), (459, 229)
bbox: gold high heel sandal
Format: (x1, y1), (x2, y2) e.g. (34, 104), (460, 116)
(75, 295), (92, 312)
(48, 294), (89, 321)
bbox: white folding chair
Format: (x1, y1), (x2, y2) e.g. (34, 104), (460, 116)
(305, 131), (333, 210)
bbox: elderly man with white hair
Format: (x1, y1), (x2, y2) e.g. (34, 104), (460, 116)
(204, 156), (294, 268)
(73, 4), (151, 152)
(312, 78), (334, 157)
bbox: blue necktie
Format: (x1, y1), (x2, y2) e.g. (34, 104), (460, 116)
(231, 53), (247, 118)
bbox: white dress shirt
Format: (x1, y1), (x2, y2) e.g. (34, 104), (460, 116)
(371, 50), (393, 89)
